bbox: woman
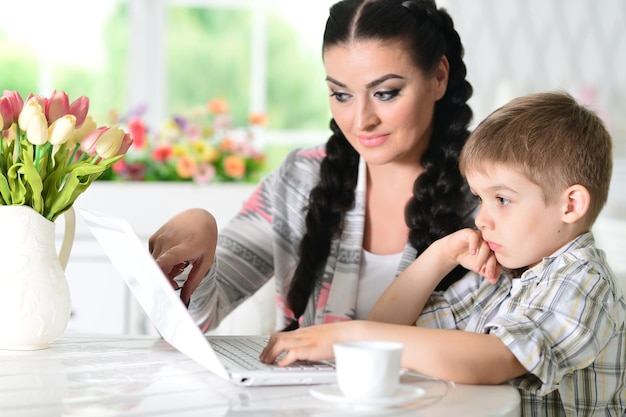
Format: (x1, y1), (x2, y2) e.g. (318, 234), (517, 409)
(148, 0), (475, 332)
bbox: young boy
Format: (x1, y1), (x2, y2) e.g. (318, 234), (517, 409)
(260, 91), (626, 416)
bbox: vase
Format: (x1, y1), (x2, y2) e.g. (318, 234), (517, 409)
(0, 205), (75, 350)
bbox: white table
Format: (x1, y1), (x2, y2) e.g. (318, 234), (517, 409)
(0, 333), (520, 417)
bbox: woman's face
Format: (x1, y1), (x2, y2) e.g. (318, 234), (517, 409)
(323, 40), (448, 167)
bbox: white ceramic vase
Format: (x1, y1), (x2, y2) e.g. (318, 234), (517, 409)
(0, 205), (75, 350)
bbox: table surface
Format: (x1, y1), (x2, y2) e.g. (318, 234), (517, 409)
(0, 333), (521, 417)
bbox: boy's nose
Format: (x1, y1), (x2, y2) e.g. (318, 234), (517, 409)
(474, 206), (491, 230)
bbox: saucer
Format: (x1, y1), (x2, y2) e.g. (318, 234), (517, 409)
(309, 384), (425, 408)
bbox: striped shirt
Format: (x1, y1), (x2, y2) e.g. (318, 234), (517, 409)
(418, 232), (626, 416)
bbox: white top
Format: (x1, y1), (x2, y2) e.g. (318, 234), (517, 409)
(355, 249), (403, 319)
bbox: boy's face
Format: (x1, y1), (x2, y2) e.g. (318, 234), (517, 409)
(466, 164), (567, 269)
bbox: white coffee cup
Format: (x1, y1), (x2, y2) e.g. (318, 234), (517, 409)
(333, 341), (403, 399)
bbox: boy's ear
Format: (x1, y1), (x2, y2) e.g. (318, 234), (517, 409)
(561, 184), (590, 224)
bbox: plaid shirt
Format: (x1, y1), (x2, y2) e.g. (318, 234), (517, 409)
(418, 232), (626, 416)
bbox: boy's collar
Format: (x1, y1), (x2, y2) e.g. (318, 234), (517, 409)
(524, 231), (595, 275)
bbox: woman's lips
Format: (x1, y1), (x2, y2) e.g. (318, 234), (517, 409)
(358, 134), (389, 147)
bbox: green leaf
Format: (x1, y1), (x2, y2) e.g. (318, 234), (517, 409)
(21, 149), (44, 214)
(41, 146), (74, 209)
(0, 172), (10, 204)
(1, 141), (14, 178)
(7, 163), (26, 206)
(44, 162), (111, 221)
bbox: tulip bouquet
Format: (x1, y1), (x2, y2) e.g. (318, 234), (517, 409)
(104, 98), (266, 184)
(0, 90), (132, 222)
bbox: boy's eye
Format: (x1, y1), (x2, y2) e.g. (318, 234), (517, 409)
(330, 91), (351, 103)
(374, 89), (400, 102)
(496, 196), (511, 206)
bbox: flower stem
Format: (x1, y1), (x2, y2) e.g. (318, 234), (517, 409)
(0, 135), (4, 174)
(35, 144), (42, 171)
(15, 128), (23, 162)
(68, 143), (80, 166)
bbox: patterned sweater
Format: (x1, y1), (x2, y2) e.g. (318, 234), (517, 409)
(189, 145), (419, 330)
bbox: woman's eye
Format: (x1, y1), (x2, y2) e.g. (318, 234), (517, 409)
(496, 197), (511, 206)
(330, 91), (351, 103)
(375, 89), (400, 101)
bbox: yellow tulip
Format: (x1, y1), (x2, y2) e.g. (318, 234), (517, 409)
(18, 99), (44, 131)
(5, 124), (17, 143)
(71, 115), (97, 145)
(26, 112), (48, 145)
(48, 114), (76, 145)
(95, 126), (125, 159)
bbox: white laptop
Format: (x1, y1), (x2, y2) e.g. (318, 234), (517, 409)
(80, 208), (336, 387)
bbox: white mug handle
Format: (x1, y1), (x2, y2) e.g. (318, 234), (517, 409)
(58, 206), (76, 270)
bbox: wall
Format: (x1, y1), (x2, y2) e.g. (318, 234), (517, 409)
(58, 182), (266, 335)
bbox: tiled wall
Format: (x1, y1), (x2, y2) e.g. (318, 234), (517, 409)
(439, 0), (626, 158)
(438, 0), (626, 218)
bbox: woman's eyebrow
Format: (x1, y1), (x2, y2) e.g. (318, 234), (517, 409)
(365, 74), (404, 89)
(325, 73), (405, 89)
(325, 76), (346, 87)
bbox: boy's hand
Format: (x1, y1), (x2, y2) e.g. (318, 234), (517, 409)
(443, 229), (501, 284)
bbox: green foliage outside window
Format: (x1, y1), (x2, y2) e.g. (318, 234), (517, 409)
(0, 3), (331, 172)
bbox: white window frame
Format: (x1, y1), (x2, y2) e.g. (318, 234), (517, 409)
(127, 0), (333, 147)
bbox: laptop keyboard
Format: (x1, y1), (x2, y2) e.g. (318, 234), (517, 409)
(209, 336), (335, 371)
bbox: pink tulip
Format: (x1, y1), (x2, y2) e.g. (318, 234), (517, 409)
(46, 90), (71, 124)
(2, 90), (24, 121)
(69, 96), (89, 128)
(80, 126), (108, 156)
(0, 97), (13, 130)
(116, 133), (133, 156)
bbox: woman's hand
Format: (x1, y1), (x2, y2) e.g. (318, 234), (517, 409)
(148, 208), (218, 305)
(260, 321), (366, 366)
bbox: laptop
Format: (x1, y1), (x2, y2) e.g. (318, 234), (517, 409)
(79, 208), (336, 387)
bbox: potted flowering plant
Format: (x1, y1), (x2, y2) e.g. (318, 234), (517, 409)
(103, 98), (266, 184)
(0, 89), (132, 351)
(0, 89), (132, 222)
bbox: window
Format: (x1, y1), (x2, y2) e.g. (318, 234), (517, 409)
(1, 1), (129, 125)
(3, 0), (625, 168)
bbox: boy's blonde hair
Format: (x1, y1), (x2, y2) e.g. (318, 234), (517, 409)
(459, 91), (612, 224)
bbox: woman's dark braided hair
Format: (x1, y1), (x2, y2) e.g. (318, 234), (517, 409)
(285, 0), (475, 330)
